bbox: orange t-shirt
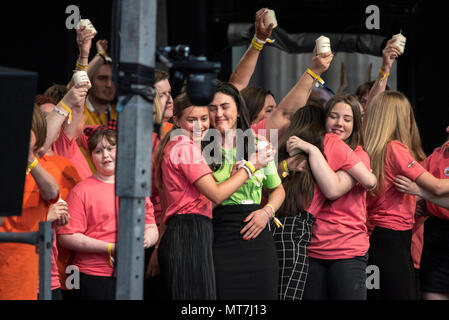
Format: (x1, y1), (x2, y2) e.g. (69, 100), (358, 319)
(0, 160), (59, 300)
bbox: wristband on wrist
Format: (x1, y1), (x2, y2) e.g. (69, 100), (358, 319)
(245, 161), (256, 174)
(281, 160), (290, 178)
(378, 68), (390, 86)
(76, 60), (88, 71)
(306, 68), (325, 87)
(265, 203), (283, 229)
(97, 51), (112, 63)
(107, 243), (115, 267)
(58, 100), (72, 124)
(251, 37), (264, 51)
(26, 158), (38, 175)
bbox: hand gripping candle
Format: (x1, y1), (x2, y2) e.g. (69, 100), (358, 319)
(315, 35), (331, 55)
(391, 32), (406, 54)
(76, 19), (98, 36)
(72, 71), (92, 89)
(263, 9), (278, 29)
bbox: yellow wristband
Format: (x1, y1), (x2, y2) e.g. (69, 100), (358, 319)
(76, 61), (88, 71)
(266, 204), (275, 216)
(245, 161), (256, 174)
(26, 158), (38, 175)
(107, 243), (115, 267)
(282, 160), (289, 172)
(379, 68), (390, 78)
(59, 100), (72, 124)
(251, 37), (264, 51)
(306, 68), (325, 86)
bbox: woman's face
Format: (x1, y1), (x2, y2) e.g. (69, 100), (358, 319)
(208, 92), (239, 135)
(91, 137), (117, 176)
(253, 94), (276, 125)
(174, 106), (210, 142)
(325, 102), (354, 141)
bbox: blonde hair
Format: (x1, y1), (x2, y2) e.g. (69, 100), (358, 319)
(364, 91), (426, 194)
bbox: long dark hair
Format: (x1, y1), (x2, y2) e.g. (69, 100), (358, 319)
(241, 86), (275, 124)
(208, 82), (254, 171)
(324, 94), (364, 149)
(277, 104), (326, 217)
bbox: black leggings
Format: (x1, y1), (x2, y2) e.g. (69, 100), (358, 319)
(79, 273), (116, 300)
(367, 226), (417, 300)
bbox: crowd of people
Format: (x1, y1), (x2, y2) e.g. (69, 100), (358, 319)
(1, 8), (449, 301)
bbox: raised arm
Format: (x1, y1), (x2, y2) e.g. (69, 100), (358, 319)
(229, 8), (274, 91)
(37, 83), (89, 157)
(265, 49), (333, 140)
(363, 38), (402, 128)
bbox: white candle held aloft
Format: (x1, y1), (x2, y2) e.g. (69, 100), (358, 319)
(316, 35), (331, 55)
(76, 19), (98, 36)
(263, 9), (278, 29)
(392, 32), (406, 54)
(72, 71), (92, 89)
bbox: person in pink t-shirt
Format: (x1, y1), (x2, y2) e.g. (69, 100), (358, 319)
(393, 132), (449, 300)
(57, 129), (158, 300)
(285, 95), (376, 300)
(364, 91), (449, 300)
(153, 92), (273, 300)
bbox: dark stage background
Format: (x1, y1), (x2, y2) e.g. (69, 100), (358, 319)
(0, 0), (447, 153)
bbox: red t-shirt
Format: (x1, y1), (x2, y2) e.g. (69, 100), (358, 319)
(367, 140), (426, 231)
(40, 154), (82, 290)
(421, 142), (449, 220)
(161, 135), (213, 224)
(308, 146), (370, 260)
(52, 130), (92, 180)
(57, 176), (155, 277)
(306, 134), (362, 217)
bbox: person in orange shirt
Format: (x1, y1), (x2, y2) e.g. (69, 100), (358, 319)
(0, 105), (60, 300)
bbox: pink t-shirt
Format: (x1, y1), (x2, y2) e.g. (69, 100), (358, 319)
(367, 140), (426, 231)
(308, 146), (370, 260)
(52, 130), (92, 180)
(306, 134), (362, 217)
(251, 118), (267, 136)
(421, 142), (449, 220)
(161, 135), (213, 224)
(57, 176), (155, 277)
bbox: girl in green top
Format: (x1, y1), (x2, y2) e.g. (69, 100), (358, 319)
(208, 82), (285, 300)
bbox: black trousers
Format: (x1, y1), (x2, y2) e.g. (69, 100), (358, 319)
(303, 254), (368, 300)
(79, 273), (116, 300)
(367, 226), (417, 300)
(213, 205), (279, 300)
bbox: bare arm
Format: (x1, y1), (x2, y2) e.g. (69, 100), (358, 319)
(415, 172), (449, 197)
(265, 49), (333, 141)
(37, 83), (89, 157)
(287, 136), (376, 199)
(229, 8), (273, 91)
(58, 233), (113, 254)
(394, 175), (449, 209)
(363, 38), (402, 128)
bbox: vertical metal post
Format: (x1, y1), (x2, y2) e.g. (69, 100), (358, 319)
(38, 222), (53, 300)
(115, 0), (156, 300)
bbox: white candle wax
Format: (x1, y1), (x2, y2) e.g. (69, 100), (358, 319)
(316, 35), (331, 54)
(392, 33), (406, 53)
(77, 19), (98, 36)
(264, 9), (278, 29)
(72, 71), (92, 89)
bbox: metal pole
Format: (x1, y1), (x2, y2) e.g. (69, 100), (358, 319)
(115, 0), (156, 300)
(38, 222), (53, 300)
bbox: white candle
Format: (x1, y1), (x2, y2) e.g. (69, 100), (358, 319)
(76, 19), (98, 36)
(72, 71), (92, 89)
(316, 35), (331, 54)
(263, 9), (278, 29)
(392, 33), (406, 54)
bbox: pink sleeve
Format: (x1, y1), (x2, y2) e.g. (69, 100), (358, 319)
(53, 130), (77, 158)
(171, 138), (212, 184)
(57, 189), (87, 235)
(388, 141), (426, 181)
(325, 134), (361, 171)
(251, 118), (267, 136)
(145, 197), (156, 225)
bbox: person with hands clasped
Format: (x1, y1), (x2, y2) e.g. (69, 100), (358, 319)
(154, 92), (274, 300)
